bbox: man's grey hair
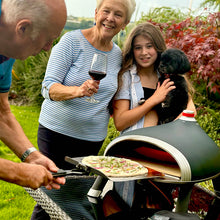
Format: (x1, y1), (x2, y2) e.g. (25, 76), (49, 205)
(96, 0), (136, 22)
(2, 0), (51, 39)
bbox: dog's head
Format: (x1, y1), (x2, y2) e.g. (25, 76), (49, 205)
(158, 48), (191, 76)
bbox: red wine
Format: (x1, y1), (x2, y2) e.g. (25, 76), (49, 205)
(89, 70), (106, 81)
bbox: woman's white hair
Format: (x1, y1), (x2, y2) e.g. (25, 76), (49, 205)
(96, 0), (136, 22)
(2, 0), (51, 40)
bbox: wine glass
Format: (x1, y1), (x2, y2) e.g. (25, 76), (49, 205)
(86, 53), (107, 103)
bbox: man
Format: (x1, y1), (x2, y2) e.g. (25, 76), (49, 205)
(0, 0), (67, 189)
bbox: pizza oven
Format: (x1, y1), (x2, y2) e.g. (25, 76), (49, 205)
(104, 111), (220, 183)
(24, 111), (220, 219)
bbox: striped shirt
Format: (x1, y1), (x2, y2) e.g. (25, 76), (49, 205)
(39, 30), (122, 141)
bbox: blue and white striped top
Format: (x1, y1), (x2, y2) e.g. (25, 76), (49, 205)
(39, 30), (122, 141)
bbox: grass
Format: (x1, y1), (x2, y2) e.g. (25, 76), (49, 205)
(0, 181), (36, 220)
(0, 105), (39, 220)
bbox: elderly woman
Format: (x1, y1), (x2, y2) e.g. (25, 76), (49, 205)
(31, 0), (136, 219)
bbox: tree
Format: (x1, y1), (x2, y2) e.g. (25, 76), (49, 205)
(138, 7), (190, 24)
(200, 0), (220, 12)
(148, 12), (220, 101)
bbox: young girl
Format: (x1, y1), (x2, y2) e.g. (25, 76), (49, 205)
(111, 23), (197, 212)
(113, 22), (196, 133)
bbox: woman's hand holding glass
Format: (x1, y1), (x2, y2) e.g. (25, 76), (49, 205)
(80, 79), (99, 98)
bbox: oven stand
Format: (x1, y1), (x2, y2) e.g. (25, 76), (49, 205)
(87, 176), (108, 220)
(175, 183), (194, 213)
(88, 177), (198, 219)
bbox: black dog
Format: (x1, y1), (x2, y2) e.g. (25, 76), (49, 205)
(157, 48), (191, 124)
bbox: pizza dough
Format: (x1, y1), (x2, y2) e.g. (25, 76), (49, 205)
(82, 156), (148, 177)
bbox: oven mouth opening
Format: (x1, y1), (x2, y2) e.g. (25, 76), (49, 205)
(105, 140), (181, 179)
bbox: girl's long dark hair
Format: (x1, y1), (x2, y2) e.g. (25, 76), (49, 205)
(109, 22), (167, 115)
(118, 22), (167, 91)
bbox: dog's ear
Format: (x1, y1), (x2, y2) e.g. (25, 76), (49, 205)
(167, 48), (191, 75)
(175, 49), (191, 75)
(159, 48), (191, 75)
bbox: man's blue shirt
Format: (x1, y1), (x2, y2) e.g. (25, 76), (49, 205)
(0, 59), (16, 92)
(0, 0), (16, 93)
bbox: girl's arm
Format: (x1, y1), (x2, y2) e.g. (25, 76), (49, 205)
(113, 98), (158, 131)
(176, 95), (197, 119)
(113, 79), (175, 131)
(186, 96), (197, 116)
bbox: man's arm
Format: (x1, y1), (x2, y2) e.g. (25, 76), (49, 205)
(0, 92), (65, 188)
(0, 92), (36, 158)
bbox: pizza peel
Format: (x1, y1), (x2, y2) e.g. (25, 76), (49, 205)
(56, 156), (179, 182)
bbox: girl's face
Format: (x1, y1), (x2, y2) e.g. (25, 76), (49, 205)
(133, 35), (158, 70)
(95, 0), (128, 41)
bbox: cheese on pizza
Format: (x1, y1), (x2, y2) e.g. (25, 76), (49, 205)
(82, 156), (148, 177)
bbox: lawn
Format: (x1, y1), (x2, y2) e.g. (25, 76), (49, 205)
(0, 105), (39, 220)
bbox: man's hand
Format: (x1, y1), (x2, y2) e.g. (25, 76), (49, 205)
(16, 163), (54, 189)
(25, 151), (65, 189)
(0, 158), (64, 190)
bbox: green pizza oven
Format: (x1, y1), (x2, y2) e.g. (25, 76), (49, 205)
(104, 112), (220, 183)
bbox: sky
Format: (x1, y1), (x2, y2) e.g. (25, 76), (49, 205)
(64, 0), (216, 21)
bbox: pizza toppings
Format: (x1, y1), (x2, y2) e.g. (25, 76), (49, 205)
(82, 156), (148, 177)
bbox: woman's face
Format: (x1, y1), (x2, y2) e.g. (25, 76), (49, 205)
(133, 35), (158, 70)
(95, 0), (128, 41)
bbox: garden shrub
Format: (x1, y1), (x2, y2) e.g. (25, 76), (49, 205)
(12, 51), (50, 106)
(99, 118), (120, 155)
(196, 107), (220, 147)
(138, 7), (191, 24)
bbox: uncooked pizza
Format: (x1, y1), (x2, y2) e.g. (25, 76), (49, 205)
(82, 156), (148, 177)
